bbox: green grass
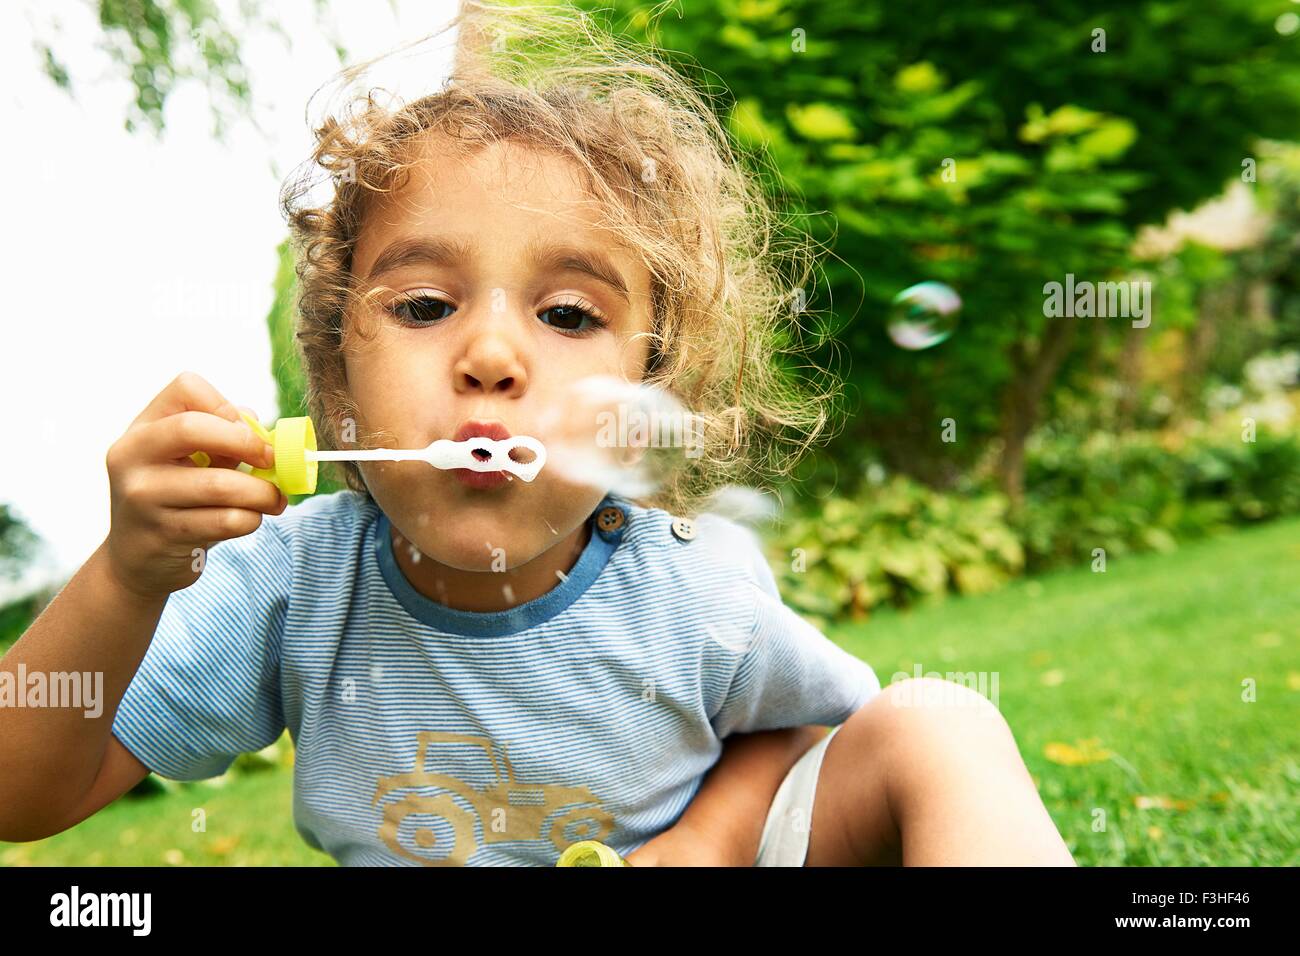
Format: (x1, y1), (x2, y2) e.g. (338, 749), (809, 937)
(2, 754), (334, 867)
(4, 518), (1297, 866)
(828, 516), (1300, 866)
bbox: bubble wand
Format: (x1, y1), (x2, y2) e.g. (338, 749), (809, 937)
(188, 411), (545, 495)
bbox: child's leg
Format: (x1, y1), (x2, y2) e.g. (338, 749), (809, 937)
(805, 677), (1076, 866)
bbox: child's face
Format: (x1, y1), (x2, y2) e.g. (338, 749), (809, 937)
(345, 134), (652, 574)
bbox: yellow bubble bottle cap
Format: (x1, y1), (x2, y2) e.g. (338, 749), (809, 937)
(187, 408), (547, 495)
(188, 410), (317, 496)
(555, 840), (630, 867)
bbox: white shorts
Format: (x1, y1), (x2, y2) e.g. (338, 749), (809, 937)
(754, 724), (843, 866)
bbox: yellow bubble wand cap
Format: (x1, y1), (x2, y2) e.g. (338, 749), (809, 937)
(555, 841), (631, 867)
(188, 410), (318, 496)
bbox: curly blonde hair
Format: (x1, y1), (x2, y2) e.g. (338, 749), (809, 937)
(279, 0), (843, 518)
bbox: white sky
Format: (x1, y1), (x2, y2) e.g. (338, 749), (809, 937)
(0, 0), (460, 597)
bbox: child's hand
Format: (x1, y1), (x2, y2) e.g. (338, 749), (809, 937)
(102, 371), (286, 601)
(623, 820), (752, 867)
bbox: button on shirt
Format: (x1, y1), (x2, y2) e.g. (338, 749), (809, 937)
(111, 489), (881, 866)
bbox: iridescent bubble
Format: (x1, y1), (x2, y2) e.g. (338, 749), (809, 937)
(887, 281), (961, 350)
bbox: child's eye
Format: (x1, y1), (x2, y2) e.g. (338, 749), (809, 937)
(384, 292), (609, 336)
(539, 299), (609, 336)
(386, 293), (454, 326)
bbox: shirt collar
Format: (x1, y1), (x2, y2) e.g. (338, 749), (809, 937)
(373, 493), (628, 637)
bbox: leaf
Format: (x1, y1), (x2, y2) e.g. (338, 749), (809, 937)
(1020, 103), (1104, 142)
(786, 102), (858, 141)
(729, 98), (779, 148)
(1078, 118), (1138, 160)
(1043, 738), (1114, 766)
(718, 23), (763, 54)
(952, 561), (1004, 595)
(208, 835), (241, 855)
(895, 61), (943, 94)
(1134, 795), (1193, 811)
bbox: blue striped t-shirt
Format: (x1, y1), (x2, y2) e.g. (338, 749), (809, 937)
(111, 489), (880, 865)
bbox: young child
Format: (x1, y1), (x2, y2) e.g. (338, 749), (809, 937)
(0, 1), (1073, 866)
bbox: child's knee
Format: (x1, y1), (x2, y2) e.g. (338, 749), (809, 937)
(847, 677), (1012, 754)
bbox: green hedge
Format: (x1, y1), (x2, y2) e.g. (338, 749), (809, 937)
(1020, 426), (1300, 570)
(769, 425), (1300, 626)
(768, 476), (1024, 630)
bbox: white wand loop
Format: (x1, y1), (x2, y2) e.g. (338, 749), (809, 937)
(308, 435), (547, 482)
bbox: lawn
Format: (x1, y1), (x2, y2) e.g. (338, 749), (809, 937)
(4, 517), (1297, 866)
(829, 515), (1300, 866)
(1, 746), (332, 867)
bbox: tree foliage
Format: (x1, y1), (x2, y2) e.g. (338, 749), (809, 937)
(585, 0), (1300, 494)
(32, 0), (354, 137)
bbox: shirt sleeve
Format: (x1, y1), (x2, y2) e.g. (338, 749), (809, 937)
(111, 517), (294, 781)
(708, 581), (881, 739)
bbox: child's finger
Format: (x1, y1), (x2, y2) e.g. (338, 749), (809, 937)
(157, 504), (270, 544)
(148, 464), (286, 514)
(134, 411), (274, 469)
(185, 453), (243, 470)
(129, 370), (244, 430)
(184, 450), (250, 471)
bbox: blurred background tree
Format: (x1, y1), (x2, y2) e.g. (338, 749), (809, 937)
(31, 0), (355, 137)
(584, 0), (1300, 503)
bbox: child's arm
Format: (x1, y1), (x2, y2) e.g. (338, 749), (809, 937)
(625, 724), (827, 866)
(0, 544), (164, 841)
(0, 372), (284, 842)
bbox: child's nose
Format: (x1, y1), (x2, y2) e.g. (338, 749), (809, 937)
(453, 317), (529, 397)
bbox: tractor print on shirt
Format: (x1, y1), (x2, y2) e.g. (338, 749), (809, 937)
(370, 731), (615, 865)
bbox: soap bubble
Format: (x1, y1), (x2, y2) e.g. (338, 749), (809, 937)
(887, 281), (961, 350)
(536, 375), (699, 498)
(697, 485), (782, 530)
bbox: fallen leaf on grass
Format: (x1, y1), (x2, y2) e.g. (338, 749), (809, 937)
(1044, 738), (1114, 766)
(1134, 795), (1193, 811)
(208, 836), (240, 856)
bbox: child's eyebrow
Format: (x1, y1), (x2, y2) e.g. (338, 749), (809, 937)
(364, 235), (631, 304)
